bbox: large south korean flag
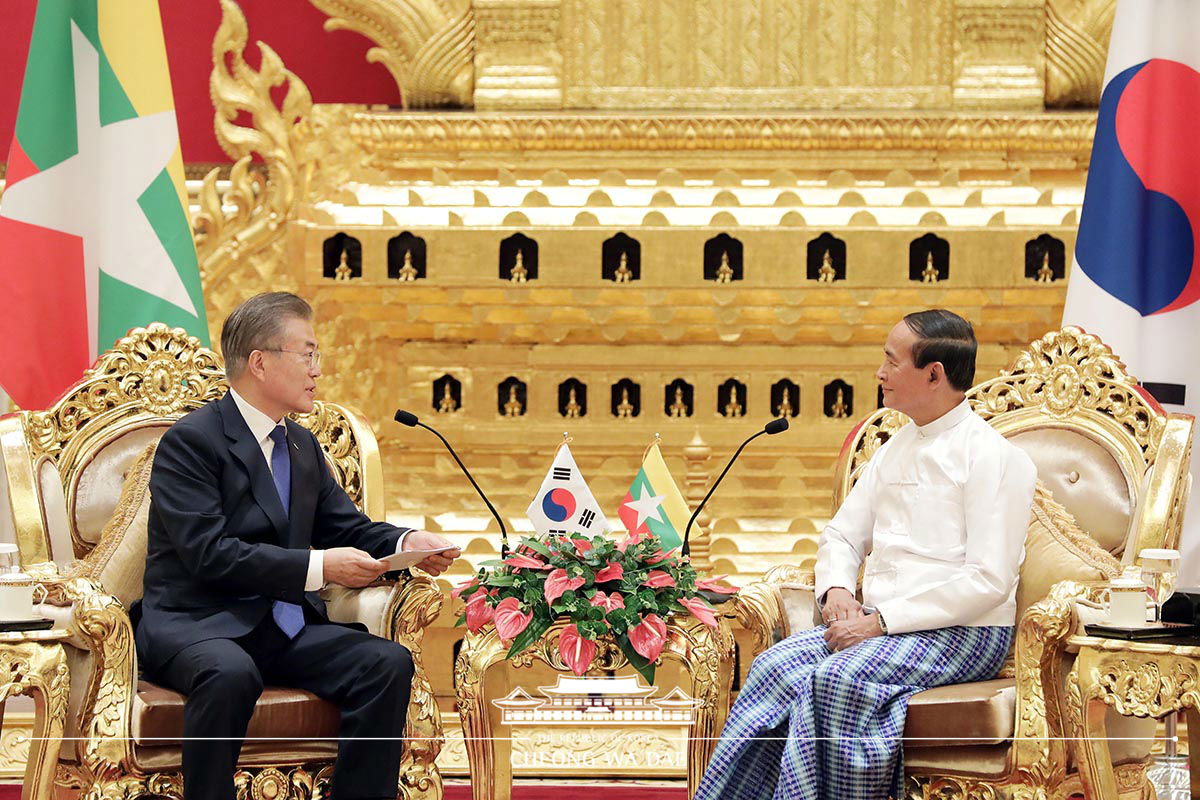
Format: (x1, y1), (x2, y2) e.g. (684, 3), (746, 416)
(1061, 0), (1200, 580)
(526, 445), (611, 538)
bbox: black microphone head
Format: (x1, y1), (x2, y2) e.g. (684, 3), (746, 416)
(394, 409), (419, 427)
(764, 417), (789, 435)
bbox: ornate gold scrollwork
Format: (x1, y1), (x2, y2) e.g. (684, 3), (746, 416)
(308, 0), (475, 108)
(195, 0), (314, 333)
(385, 574), (445, 800)
(455, 616), (735, 797)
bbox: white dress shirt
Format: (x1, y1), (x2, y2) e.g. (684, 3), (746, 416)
(228, 389), (407, 591)
(814, 399), (1038, 635)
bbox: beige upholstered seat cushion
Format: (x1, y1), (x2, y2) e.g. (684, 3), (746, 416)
(904, 679), (1014, 746)
(64, 440), (158, 609)
(1015, 480), (1122, 623)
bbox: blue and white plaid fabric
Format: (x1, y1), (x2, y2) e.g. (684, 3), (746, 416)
(694, 624), (1013, 800)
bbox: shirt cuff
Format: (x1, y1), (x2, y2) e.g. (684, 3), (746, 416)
(395, 529), (410, 553)
(305, 550), (324, 592)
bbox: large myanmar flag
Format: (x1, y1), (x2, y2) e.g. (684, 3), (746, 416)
(618, 442), (691, 551)
(0, 0), (208, 410)
(1060, 0), (1200, 580)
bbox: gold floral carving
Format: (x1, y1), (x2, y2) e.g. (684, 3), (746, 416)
(454, 616), (734, 798)
(1044, 0), (1115, 108)
(195, 0), (313, 337)
(308, 0), (474, 108)
(0, 635), (69, 800)
(330, 110), (1097, 160)
(384, 573), (446, 800)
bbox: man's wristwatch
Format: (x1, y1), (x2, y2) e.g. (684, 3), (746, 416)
(876, 610), (889, 635)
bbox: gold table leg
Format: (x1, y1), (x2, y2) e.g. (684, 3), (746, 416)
(0, 641), (69, 800)
(1067, 659), (1121, 800)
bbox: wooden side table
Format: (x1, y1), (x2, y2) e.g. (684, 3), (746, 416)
(1066, 634), (1200, 800)
(454, 615), (736, 800)
(0, 629), (69, 800)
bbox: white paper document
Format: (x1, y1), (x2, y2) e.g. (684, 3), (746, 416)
(381, 546), (460, 570)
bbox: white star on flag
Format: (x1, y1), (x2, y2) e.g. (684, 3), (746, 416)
(621, 484), (666, 530)
(0, 23), (196, 360)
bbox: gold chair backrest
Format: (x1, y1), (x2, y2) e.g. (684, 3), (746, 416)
(2, 323), (384, 565)
(834, 327), (1194, 563)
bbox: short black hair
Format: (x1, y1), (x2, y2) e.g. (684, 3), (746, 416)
(902, 309), (976, 392)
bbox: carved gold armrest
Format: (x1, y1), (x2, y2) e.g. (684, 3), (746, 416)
(1009, 579), (1097, 788)
(735, 566), (815, 659)
(37, 576), (138, 787)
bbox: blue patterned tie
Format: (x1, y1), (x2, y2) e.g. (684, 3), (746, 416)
(268, 425), (304, 639)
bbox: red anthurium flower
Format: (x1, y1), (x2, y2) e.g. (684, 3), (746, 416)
(493, 597), (533, 642)
(645, 548), (670, 564)
(465, 587), (494, 633)
(696, 575), (740, 594)
(679, 597), (719, 629)
(503, 553), (551, 570)
(594, 562), (624, 582)
(643, 569), (676, 589)
(628, 613), (668, 663)
(452, 578), (480, 599)
(590, 591), (625, 612)
(544, 568), (586, 605)
(572, 538), (593, 557)
(559, 624), (597, 676)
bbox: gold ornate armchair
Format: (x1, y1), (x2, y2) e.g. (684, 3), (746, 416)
(0, 324), (444, 800)
(735, 327), (1194, 800)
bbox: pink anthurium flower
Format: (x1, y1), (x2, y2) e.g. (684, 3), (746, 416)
(452, 578), (480, 599)
(465, 587), (494, 633)
(572, 538), (593, 557)
(559, 624), (597, 676)
(503, 553), (552, 570)
(643, 569), (676, 589)
(628, 613), (668, 663)
(679, 597), (719, 629)
(594, 562), (624, 582)
(645, 548), (670, 564)
(544, 568), (586, 605)
(589, 591), (625, 612)
(493, 597), (533, 642)
(696, 575), (740, 594)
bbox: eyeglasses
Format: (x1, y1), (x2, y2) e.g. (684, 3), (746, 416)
(263, 348), (321, 369)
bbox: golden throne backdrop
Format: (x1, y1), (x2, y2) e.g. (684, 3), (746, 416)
(0, 0), (1132, 785)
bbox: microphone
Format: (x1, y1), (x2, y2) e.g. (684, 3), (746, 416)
(682, 418), (789, 558)
(393, 409), (509, 557)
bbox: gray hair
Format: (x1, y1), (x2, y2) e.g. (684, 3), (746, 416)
(220, 292), (313, 380)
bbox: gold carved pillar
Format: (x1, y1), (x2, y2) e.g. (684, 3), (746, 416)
(684, 431), (713, 575)
(953, 0), (1046, 109)
(473, 0), (563, 109)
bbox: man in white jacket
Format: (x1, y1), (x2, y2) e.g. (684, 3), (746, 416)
(694, 309), (1038, 800)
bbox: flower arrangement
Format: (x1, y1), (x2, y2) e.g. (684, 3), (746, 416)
(454, 529), (737, 682)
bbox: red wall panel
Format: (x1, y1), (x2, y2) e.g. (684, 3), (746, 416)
(0, 0), (402, 165)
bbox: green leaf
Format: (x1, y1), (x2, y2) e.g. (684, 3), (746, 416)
(455, 612), (467, 627)
(521, 538), (555, 559)
(487, 574), (517, 587)
(617, 635), (656, 684)
(506, 616), (552, 659)
(478, 559), (507, 567)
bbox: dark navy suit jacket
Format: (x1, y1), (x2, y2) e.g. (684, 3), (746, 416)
(134, 392), (408, 672)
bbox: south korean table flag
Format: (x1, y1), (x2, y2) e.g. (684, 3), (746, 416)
(526, 445), (611, 537)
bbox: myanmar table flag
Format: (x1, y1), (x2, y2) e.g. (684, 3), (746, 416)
(618, 442), (692, 551)
(0, 0), (208, 410)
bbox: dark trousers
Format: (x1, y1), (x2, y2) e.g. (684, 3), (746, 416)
(154, 616), (414, 800)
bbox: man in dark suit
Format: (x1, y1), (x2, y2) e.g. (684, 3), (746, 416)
(135, 291), (460, 800)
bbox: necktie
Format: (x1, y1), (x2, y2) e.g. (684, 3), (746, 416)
(268, 425), (304, 639)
